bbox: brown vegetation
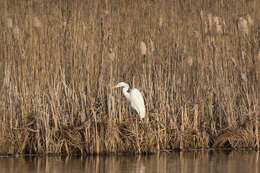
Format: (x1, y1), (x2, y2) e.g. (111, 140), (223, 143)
(0, 0), (259, 155)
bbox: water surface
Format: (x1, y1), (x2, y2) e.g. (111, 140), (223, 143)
(0, 150), (259, 173)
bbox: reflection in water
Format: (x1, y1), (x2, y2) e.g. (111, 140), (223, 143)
(0, 151), (259, 173)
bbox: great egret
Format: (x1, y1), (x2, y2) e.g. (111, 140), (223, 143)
(112, 82), (145, 119)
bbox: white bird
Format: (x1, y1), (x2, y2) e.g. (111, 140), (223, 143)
(112, 82), (145, 119)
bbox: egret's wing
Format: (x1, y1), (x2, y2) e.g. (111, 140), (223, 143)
(129, 88), (145, 118)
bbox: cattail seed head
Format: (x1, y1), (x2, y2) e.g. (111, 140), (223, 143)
(12, 26), (20, 39)
(213, 16), (223, 34)
(241, 72), (247, 82)
(193, 31), (200, 39)
(33, 16), (41, 28)
(149, 39), (155, 54)
(159, 16), (163, 27)
(207, 13), (213, 32)
(140, 41), (147, 56)
(215, 24), (223, 34)
(204, 21), (208, 33)
(257, 50), (260, 62)
(108, 48), (116, 61)
(238, 17), (249, 35)
(200, 10), (204, 20)
(6, 18), (13, 29)
(213, 16), (220, 25)
(187, 56), (193, 66)
(246, 15), (253, 26)
(231, 57), (237, 66)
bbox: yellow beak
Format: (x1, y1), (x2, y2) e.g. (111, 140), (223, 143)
(112, 85), (118, 89)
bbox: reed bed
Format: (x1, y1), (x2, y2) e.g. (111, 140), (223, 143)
(0, 0), (259, 154)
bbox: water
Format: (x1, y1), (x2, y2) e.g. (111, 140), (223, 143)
(0, 150), (259, 173)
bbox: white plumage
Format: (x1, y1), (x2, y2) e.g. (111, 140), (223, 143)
(112, 82), (145, 119)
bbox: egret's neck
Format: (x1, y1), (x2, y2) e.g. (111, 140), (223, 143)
(122, 86), (130, 100)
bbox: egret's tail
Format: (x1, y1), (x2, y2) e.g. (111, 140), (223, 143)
(139, 109), (145, 119)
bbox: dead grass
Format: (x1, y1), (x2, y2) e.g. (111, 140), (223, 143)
(0, 0), (259, 155)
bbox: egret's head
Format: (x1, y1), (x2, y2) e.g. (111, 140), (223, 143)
(112, 82), (129, 89)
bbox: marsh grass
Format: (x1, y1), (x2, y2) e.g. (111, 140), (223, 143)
(0, 0), (259, 154)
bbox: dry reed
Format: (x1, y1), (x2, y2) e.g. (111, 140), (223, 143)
(0, 0), (259, 155)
